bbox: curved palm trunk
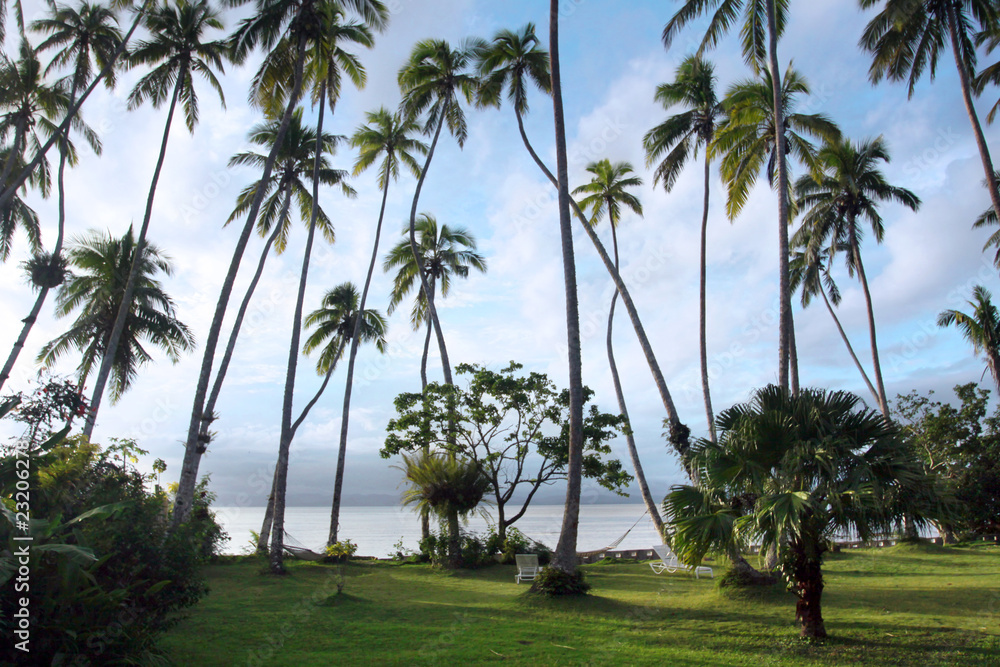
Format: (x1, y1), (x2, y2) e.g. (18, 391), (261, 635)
(849, 226), (889, 418)
(947, 4), (1000, 222)
(407, 116), (452, 386)
(0, 0), (152, 216)
(419, 277), (436, 390)
(549, 0), (586, 576)
(83, 76), (183, 437)
(606, 225), (664, 537)
(173, 35), (307, 526)
(766, 0), (791, 392)
(269, 89), (326, 574)
(819, 286), (880, 405)
(698, 152), (716, 441)
(328, 173), (392, 547)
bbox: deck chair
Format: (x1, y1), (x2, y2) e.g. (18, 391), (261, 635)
(649, 544), (713, 579)
(515, 554), (542, 584)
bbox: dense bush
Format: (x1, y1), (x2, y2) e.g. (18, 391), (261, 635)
(529, 567), (591, 596)
(484, 527), (552, 565)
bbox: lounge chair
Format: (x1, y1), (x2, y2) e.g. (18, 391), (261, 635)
(649, 544), (713, 579)
(515, 554), (542, 584)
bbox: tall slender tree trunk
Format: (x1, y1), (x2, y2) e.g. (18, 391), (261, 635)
(446, 507), (461, 568)
(698, 152), (716, 441)
(173, 35), (308, 526)
(407, 117), (453, 386)
(0, 0), (153, 216)
(789, 306), (800, 393)
(766, 0), (791, 391)
(849, 227), (889, 418)
(549, 0), (585, 576)
(256, 467), (278, 555)
(84, 77), (183, 437)
(419, 278), (436, 391)
(819, 286), (880, 405)
(328, 172), (392, 547)
(947, 4), (1000, 222)
(269, 89), (327, 574)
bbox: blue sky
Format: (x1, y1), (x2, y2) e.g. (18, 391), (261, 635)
(2, 0), (998, 508)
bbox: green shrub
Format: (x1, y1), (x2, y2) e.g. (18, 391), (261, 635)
(485, 527), (552, 565)
(529, 567), (591, 596)
(419, 530), (496, 568)
(325, 539), (359, 562)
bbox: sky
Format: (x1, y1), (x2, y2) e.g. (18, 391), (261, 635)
(2, 0), (999, 511)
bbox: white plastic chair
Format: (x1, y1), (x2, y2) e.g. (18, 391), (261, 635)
(515, 554), (542, 583)
(649, 544), (714, 579)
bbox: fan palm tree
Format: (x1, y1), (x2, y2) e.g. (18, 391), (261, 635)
(793, 136), (920, 418)
(174, 0), (387, 530)
(571, 160), (666, 536)
(859, 0), (1000, 222)
(396, 37), (481, 388)
(327, 108), (426, 545)
(83, 0), (228, 438)
(474, 23), (688, 481)
(0, 2), (122, 396)
(938, 285), (1000, 394)
(38, 227), (195, 407)
(399, 449), (491, 568)
(383, 214), (486, 389)
(664, 385), (937, 638)
(663, 0), (796, 389)
(644, 54), (726, 442)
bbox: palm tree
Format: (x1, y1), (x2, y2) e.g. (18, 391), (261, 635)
(38, 227), (195, 406)
(859, 0), (1000, 222)
(664, 385), (936, 638)
(938, 285), (1000, 394)
(644, 54), (726, 442)
(474, 22), (688, 477)
(793, 136), (920, 418)
(173, 0), (387, 528)
(970, 171), (1000, 266)
(663, 0), (796, 389)
(327, 108), (426, 546)
(398, 450), (490, 568)
(789, 239), (881, 406)
(0, 2), (122, 396)
(383, 214), (486, 389)
(571, 160), (666, 536)
(396, 38), (481, 388)
(83, 0), (228, 438)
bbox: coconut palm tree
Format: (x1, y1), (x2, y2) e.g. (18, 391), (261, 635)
(664, 385), (936, 638)
(474, 22), (688, 477)
(571, 160), (666, 535)
(938, 285), (1000, 394)
(396, 37), (481, 388)
(82, 0), (228, 438)
(644, 54), (726, 442)
(383, 214), (486, 389)
(793, 136), (920, 418)
(399, 450), (491, 568)
(38, 227), (194, 406)
(663, 0), (797, 389)
(859, 0), (1000, 221)
(174, 0), (387, 528)
(0, 2), (122, 396)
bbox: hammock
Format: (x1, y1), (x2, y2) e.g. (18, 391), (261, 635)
(576, 510), (650, 559)
(282, 531), (326, 561)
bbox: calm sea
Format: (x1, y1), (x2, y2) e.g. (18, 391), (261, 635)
(213, 504), (660, 558)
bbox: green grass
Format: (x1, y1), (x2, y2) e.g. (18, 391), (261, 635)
(161, 542), (1000, 666)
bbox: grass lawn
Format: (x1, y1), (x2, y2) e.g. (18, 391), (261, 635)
(161, 542), (1000, 666)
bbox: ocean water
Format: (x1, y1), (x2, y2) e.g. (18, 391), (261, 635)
(213, 503), (660, 558)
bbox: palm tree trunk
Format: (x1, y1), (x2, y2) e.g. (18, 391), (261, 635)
(419, 279), (436, 542)
(789, 306), (800, 394)
(947, 3), (1000, 222)
(513, 107), (685, 459)
(407, 116), (453, 386)
(256, 467), (278, 555)
(199, 192), (290, 435)
(819, 286), (880, 405)
(699, 152), (716, 441)
(269, 88), (326, 574)
(420, 316), (432, 389)
(173, 34), (308, 527)
(447, 507), (461, 568)
(549, 0), (586, 576)
(0, 109), (73, 392)
(328, 174), (392, 548)
(0, 118), (27, 207)
(766, 0), (791, 391)
(0, 0), (152, 216)
(83, 76), (183, 437)
(850, 226), (889, 418)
